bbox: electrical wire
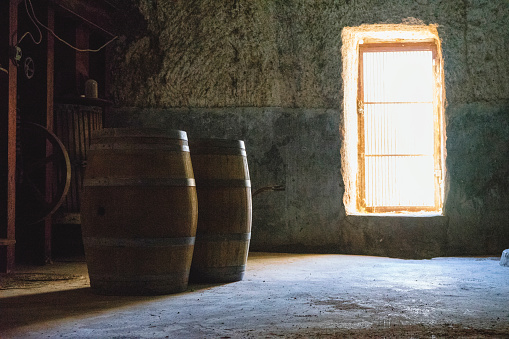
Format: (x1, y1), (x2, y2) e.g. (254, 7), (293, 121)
(16, 0), (43, 45)
(19, 0), (118, 53)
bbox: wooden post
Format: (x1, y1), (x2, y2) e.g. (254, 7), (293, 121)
(43, 5), (55, 264)
(75, 23), (89, 96)
(0, 0), (19, 273)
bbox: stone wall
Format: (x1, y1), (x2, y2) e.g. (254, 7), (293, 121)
(107, 0), (509, 258)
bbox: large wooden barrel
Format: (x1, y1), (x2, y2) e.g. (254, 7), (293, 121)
(189, 138), (252, 283)
(81, 128), (197, 295)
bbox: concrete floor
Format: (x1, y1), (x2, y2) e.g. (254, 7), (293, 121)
(1, 252), (508, 338)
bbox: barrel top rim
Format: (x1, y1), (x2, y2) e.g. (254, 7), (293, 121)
(189, 138), (245, 149)
(91, 128), (188, 140)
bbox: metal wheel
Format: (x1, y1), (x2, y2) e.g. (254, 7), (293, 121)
(16, 121), (71, 225)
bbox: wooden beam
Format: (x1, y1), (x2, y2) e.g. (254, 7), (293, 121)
(75, 23), (89, 95)
(0, 239), (16, 246)
(50, 0), (116, 37)
(47, 8), (55, 133)
(43, 5), (56, 264)
(1, 0), (19, 273)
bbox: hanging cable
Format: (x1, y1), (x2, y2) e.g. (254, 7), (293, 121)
(16, 0), (43, 46)
(19, 0), (118, 53)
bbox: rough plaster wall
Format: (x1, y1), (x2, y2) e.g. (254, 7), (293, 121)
(109, 0), (509, 257)
(112, 1), (281, 107)
(445, 103), (509, 255)
(111, 0), (352, 108)
(443, 0), (509, 255)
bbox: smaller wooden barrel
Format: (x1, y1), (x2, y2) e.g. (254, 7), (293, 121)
(189, 138), (252, 283)
(81, 128), (197, 295)
(53, 103), (104, 222)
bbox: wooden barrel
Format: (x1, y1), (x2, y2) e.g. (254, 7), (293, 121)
(189, 138), (252, 283)
(81, 128), (197, 295)
(53, 103), (104, 224)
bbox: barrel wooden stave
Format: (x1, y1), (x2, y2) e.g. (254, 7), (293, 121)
(82, 186), (197, 238)
(195, 188), (252, 234)
(84, 242), (193, 295)
(189, 139), (252, 283)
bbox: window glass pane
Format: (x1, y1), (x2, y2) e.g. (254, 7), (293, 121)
(363, 51), (433, 103)
(364, 103), (434, 156)
(361, 48), (435, 209)
(365, 155), (435, 207)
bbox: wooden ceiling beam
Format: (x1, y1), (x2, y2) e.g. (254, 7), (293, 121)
(49, 0), (116, 37)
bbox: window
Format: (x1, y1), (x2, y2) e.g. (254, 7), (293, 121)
(359, 43), (439, 212)
(341, 25), (445, 215)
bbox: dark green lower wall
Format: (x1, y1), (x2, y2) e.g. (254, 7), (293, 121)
(107, 102), (509, 258)
(445, 102), (509, 256)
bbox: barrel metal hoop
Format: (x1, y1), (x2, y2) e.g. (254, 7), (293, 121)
(90, 144), (190, 152)
(90, 272), (190, 282)
(189, 266), (246, 282)
(91, 128), (188, 140)
(83, 236), (195, 247)
(83, 178), (196, 187)
(195, 265), (246, 271)
(195, 232), (251, 242)
(191, 148), (246, 156)
(190, 138), (244, 148)
(195, 179), (251, 188)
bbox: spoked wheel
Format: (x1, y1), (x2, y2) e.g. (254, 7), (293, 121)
(16, 121), (71, 225)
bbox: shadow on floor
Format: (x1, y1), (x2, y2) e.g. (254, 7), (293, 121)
(0, 282), (223, 333)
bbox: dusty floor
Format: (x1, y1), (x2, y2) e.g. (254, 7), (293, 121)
(1, 252), (508, 338)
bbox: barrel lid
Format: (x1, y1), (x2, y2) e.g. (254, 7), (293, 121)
(91, 128), (188, 140)
(189, 138), (245, 150)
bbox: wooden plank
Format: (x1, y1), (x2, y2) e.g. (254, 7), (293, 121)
(43, 5), (56, 264)
(1, 0), (19, 273)
(47, 8), (55, 133)
(50, 0), (116, 37)
(75, 23), (89, 95)
(357, 48), (365, 213)
(0, 239), (16, 246)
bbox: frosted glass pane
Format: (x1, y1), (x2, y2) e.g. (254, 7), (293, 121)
(363, 51), (433, 103)
(364, 103), (434, 156)
(361, 48), (436, 208)
(365, 156), (435, 207)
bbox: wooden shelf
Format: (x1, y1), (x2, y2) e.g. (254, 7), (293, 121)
(0, 239), (16, 246)
(55, 96), (113, 107)
(53, 212), (81, 225)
